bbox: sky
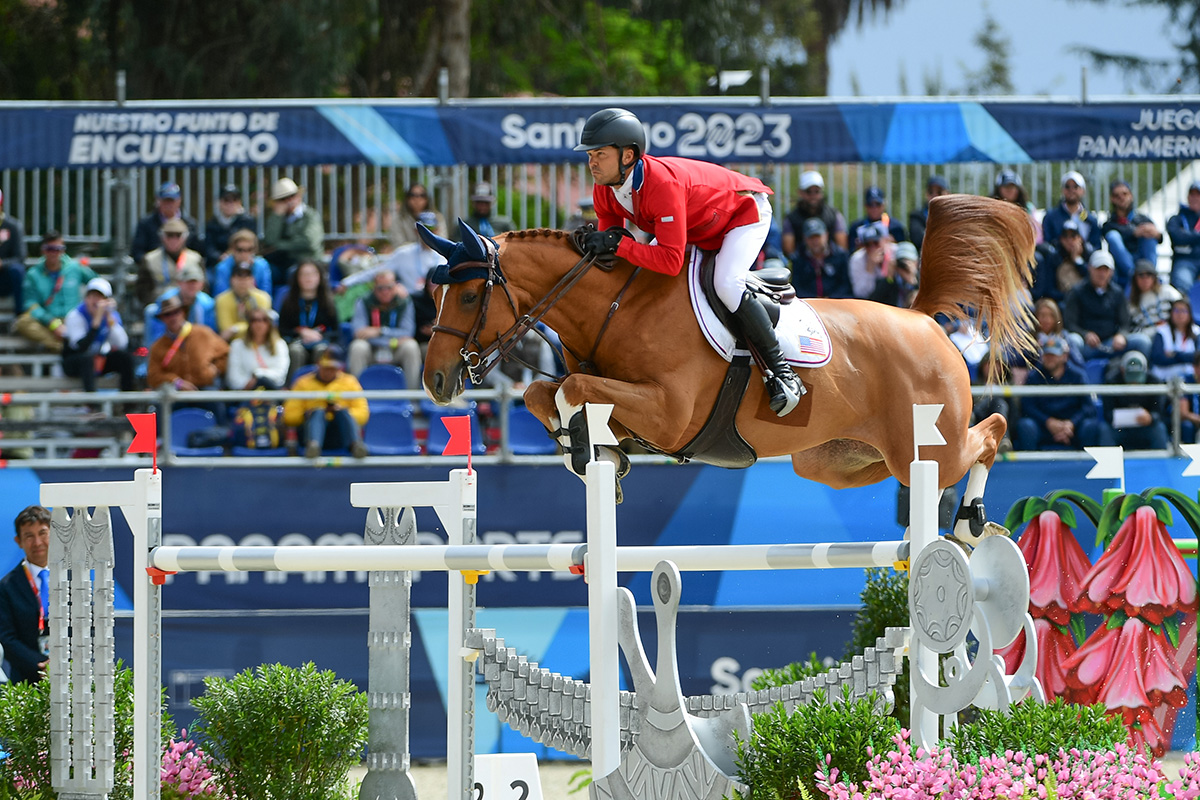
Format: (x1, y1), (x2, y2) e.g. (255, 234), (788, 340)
(827, 0), (1176, 98)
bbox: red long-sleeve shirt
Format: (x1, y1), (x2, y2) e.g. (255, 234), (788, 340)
(593, 155), (773, 276)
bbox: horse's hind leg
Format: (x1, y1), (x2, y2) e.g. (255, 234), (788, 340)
(951, 413), (1008, 546)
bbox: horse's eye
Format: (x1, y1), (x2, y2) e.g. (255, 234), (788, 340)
(461, 291), (479, 306)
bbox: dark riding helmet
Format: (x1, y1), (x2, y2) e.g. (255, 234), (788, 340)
(574, 108), (647, 159)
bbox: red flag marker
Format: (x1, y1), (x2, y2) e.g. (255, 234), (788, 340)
(126, 412), (158, 472)
(440, 415), (473, 474)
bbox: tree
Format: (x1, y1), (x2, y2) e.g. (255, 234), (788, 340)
(960, 11), (1014, 96)
(1072, 0), (1198, 93)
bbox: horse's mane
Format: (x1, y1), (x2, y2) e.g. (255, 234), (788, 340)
(912, 195), (1038, 376)
(499, 228), (573, 242)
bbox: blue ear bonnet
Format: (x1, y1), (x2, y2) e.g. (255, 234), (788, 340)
(418, 217), (497, 285)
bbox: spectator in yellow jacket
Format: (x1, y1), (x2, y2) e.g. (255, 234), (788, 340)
(283, 345), (368, 458)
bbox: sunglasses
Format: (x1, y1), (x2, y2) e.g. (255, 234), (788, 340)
(164, 232), (184, 238)
(42, 244), (66, 252)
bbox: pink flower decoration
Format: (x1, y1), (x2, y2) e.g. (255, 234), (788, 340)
(1077, 505), (1198, 625)
(1018, 509), (1093, 624)
(998, 616), (1077, 698)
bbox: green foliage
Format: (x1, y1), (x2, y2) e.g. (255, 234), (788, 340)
(733, 686), (901, 800)
(750, 652), (830, 692)
(191, 662), (368, 800)
(943, 697), (1127, 764)
(0, 662), (170, 800)
(845, 567), (910, 724)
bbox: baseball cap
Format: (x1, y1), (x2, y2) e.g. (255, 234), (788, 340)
(1041, 335), (1068, 357)
(178, 263), (205, 282)
(470, 182), (495, 202)
(1088, 250), (1115, 270)
(1189, 180), (1200, 194)
(231, 262), (254, 277)
(85, 277), (113, 298)
(157, 182), (181, 200)
(417, 211), (438, 228)
(801, 218), (827, 238)
(926, 175), (949, 191)
(864, 186), (885, 204)
(578, 196), (595, 209)
(799, 171), (825, 191)
(859, 223), (884, 244)
(1134, 259), (1158, 276)
(219, 183), (242, 200)
(1060, 219), (1082, 236)
(161, 217), (188, 235)
(1121, 350), (1148, 383)
(317, 344), (345, 369)
(894, 241), (919, 262)
(1062, 170), (1086, 189)
(994, 169), (1022, 188)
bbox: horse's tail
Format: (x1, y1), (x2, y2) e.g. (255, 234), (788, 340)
(910, 194), (1037, 375)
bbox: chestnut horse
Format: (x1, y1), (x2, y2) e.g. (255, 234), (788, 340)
(422, 195), (1035, 538)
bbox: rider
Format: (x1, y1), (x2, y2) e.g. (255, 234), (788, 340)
(575, 108), (804, 417)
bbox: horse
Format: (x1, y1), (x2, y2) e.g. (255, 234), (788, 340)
(420, 194), (1036, 541)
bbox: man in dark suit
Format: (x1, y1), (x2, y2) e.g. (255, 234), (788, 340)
(0, 505), (51, 683)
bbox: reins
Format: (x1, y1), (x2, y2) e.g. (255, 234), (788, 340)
(431, 232), (639, 384)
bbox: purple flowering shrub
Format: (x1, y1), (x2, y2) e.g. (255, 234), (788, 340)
(160, 730), (217, 799)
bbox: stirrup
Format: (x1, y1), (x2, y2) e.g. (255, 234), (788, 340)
(766, 372), (805, 417)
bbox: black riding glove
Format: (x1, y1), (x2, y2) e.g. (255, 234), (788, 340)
(583, 228), (627, 256)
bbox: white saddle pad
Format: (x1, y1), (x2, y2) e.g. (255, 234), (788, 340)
(686, 249), (833, 367)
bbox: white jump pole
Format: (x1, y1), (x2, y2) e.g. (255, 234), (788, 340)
(909, 405), (944, 749)
(41, 468), (162, 800)
(585, 457), (620, 781)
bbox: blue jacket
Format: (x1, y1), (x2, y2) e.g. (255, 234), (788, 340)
(1022, 360), (1095, 432)
(1042, 203), (1103, 251)
(211, 255), (273, 296)
(790, 245), (852, 299)
(1166, 204), (1200, 261)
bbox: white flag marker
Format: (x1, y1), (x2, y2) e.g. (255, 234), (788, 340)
(585, 403), (620, 463)
(1182, 443), (1200, 477)
(1085, 446), (1125, 492)
(912, 404), (946, 462)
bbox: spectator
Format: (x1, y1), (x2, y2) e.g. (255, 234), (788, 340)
(1103, 180), (1162, 290)
(388, 183), (446, 249)
(279, 260), (340, 375)
(464, 182), (515, 238)
(0, 189), (27, 327)
(1032, 297), (1082, 368)
(1063, 250), (1150, 364)
(1129, 259), (1181, 338)
(789, 217), (851, 299)
(848, 223), (897, 299)
(137, 217), (204, 307)
(869, 240), (919, 307)
(970, 353), (1014, 453)
(215, 263), (272, 341)
(61, 277), (134, 392)
(210, 230), (272, 297)
(1176, 352), (1200, 443)
(1041, 171), (1102, 251)
(1166, 180), (1200, 294)
(347, 270), (422, 386)
(1104, 350), (1168, 450)
(0, 505), (52, 683)
(908, 175), (948, 252)
(1015, 335), (1113, 450)
(563, 196), (598, 232)
(283, 345), (368, 459)
(226, 308), (290, 390)
(144, 264), (217, 343)
(847, 186), (907, 252)
(14, 231), (95, 353)
(1033, 219), (1091, 304)
(204, 184), (256, 269)
(782, 171), (849, 255)
(130, 182), (201, 266)
(990, 170), (1043, 244)
(262, 177), (325, 289)
(146, 295), (229, 392)
(1150, 298), (1199, 382)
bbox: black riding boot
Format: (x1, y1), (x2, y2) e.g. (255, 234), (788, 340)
(734, 290), (805, 416)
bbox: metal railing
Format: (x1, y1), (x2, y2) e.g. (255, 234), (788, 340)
(3, 380), (1200, 468)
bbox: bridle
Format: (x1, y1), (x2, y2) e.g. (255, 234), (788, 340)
(430, 233), (640, 384)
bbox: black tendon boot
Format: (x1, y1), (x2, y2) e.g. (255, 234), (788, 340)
(733, 290), (805, 416)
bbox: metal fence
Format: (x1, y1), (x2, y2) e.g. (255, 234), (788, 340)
(3, 159), (1197, 256)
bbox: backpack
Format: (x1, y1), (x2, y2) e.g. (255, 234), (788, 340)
(236, 401), (282, 449)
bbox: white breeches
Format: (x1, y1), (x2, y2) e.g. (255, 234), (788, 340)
(713, 192), (773, 312)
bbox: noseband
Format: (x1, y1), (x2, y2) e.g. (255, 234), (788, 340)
(431, 235), (624, 385)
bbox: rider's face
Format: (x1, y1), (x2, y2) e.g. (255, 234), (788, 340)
(587, 146), (628, 186)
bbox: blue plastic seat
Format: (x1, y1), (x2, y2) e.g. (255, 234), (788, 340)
(171, 409), (225, 457)
(358, 364), (412, 413)
(273, 286), (289, 313)
(290, 364), (318, 386)
(425, 407), (487, 455)
(1084, 357), (1109, 385)
(231, 446), (289, 457)
(508, 405), (557, 455)
(363, 408), (422, 455)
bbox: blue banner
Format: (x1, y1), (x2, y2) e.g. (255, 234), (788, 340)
(2, 99), (1199, 168)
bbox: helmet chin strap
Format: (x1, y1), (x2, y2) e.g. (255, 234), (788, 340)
(607, 147), (633, 187)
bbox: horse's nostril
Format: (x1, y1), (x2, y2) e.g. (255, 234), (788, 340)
(433, 372), (445, 398)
